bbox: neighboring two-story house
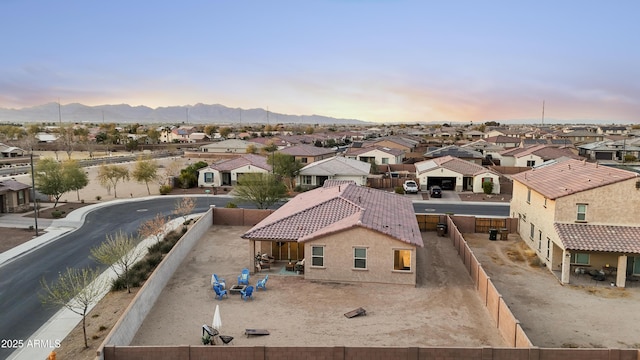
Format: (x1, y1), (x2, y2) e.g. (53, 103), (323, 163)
(510, 159), (640, 287)
(278, 144), (336, 165)
(344, 146), (405, 165)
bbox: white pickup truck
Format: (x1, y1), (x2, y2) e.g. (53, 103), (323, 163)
(402, 180), (419, 194)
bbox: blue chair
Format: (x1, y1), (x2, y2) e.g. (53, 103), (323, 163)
(240, 285), (254, 301)
(212, 274), (226, 289)
(213, 284), (228, 300)
(256, 275), (268, 291)
(238, 268), (250, 285)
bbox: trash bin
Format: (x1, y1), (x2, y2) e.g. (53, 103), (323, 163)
(489, 228), (498, 241)
(436, 223), (448, 236)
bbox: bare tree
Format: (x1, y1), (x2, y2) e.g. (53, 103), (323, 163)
(40, 267), (107, 348)
(173, 197), (196, 224)
(97, 164), (130, 198)
(90, 230), (143, 293)
(138, 213), (168, 243)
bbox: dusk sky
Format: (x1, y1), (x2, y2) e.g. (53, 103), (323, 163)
(1, 1), (638, 124)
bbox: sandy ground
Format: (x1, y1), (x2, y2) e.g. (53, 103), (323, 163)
(465, 233), (640, 349)
(130, 226), (507, 347)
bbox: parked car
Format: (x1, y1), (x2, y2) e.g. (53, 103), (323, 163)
(430, 186), (442, 198)
(402, 180), (419, 194)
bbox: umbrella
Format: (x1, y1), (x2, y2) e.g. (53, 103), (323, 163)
(213, 304), (222, 331)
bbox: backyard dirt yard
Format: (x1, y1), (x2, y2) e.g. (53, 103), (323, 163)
(130, 226), (507, 348)
(465, 233), (640, 349)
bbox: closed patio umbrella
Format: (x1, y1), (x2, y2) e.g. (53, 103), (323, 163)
(213, 304), (222, 331)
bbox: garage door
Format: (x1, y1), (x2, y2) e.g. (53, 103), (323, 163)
(595, 152), (613, 160)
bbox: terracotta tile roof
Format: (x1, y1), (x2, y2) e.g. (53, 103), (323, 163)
(299, 156), (370, 176)
(278, 144), (335, 157)
(512, 159), (638, 199)
(242, 183), (423, 247)
(555, 223), (640, 254)
(345, 145), (405, 157)
(0, 179), (30, 192)
(415, 155), (495, 176)
(209, 154), (271, 172)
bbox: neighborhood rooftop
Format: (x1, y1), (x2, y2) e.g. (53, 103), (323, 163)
(242, 182), (423, 246)
(511, 159), (638, 200)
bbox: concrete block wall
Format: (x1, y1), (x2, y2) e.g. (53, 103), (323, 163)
(96, 208), (214, 360)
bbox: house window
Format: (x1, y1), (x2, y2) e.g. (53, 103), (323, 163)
(393, 249), (411, 271)
(204, 172), (214, 183)
(546, 238), (551, 260)
(538, 231), (542, 250)
(577, 204), (587, 222)
(302, 175), (312, 185)
(527, 160), (536, 167)
(570, 253), (590, 265)
(301, 157), (308, 163)
(530, 223), (535, 240)
(527, 188), (531, 203)
(311, 246), (324, 267)
(18, 190), (25, 205)
(381, 157), (389, 164)
(353, 247), (367, 269)
(482, 177), (493, 183)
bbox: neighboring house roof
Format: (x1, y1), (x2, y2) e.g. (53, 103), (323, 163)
(502, 144), (580, 161)
(242, 183), (423, 247)
(346, 145), (405, 157)
(279, 144), (335, 157)
(484, 135), (522, 144)
(512, 159), (638, 200)
(299, 156), (371, 176)
(200, 139), (263, 150)
(424, 145), (483, 159)
(207, 154), (271, 172)
(0, 179), (30, 192)
(555, 223), (640, 254)
(558, 130), (599, 137)
(416, 155), (496, 176)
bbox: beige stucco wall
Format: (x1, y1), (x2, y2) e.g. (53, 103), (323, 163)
(554, 178), (640, 225)
(231, 164), (269, 183)
(303, 227), (417, 286)
(357, 149), (403, 165)
(471, 172), (500, 194)
(197, 169), (221, 187)
(514, 154), (543, 167)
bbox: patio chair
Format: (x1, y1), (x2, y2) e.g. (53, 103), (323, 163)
(238, 268), (250, 285)
(240, 285), (254, 301)
(261, 253), (275, 263)
(295, 259), (305, 273)
(256, 275), (269, 290)
(211, 274), (226, 289)
(213, 284), (228, 300)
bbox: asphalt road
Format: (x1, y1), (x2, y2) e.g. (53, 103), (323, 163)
(0, 195), (509, 359)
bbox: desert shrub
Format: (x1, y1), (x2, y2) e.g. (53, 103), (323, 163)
(159, 184), (173, 195)
(51, 210), (62, 218)
(394, 186), (404, 194)
(146, 252), (163, 268)
(482, 181), (494, 195)
(148, 241), (164, 254)
(96, 195), (102, 201)
(624, 154), (637, 162)
(98, 325), (108, 331)
(225, 202), (238, 208)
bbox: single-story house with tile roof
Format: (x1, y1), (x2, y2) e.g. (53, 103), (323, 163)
(199, 139), (264, 154)
(424, 145), (484, 164)
(414, 155), (500, 193)
(510, 159), (640, 287)
(242, 182), (423, 286)
(498, 144), (580, 167)
(344, 145), (405, 165)
(297, 156), (370, 189)
(0, 179), (31, 213)
(197, 154), (271, 187)
(278, 144), (336, 164)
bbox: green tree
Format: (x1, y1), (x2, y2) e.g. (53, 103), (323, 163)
(35, 158), (69, 207)
(63, 159), (89, 201)
(132, 157), (159, 195)
(97, 164), (130, 197)
(40, 267), (107, 348)
(268, 153), (303, 192)
(178, 161), (207, 188)
(246, 144), (258, 154)
(233, 172), (287, 209)
(219, 127), (232, 139)
(90, 230), (143, 293)
(483, 181), (494, 195)
(146, 128), (161, 144)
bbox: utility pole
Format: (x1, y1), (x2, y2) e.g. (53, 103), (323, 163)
(30, 152), (39, 236)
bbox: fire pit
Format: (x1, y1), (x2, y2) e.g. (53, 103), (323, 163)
(228, 285), (246, 295)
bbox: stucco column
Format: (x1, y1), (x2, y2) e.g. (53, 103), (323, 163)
(250, 240), (256, 274)
(561, 250), (571, 284)
(616, 255), (627, 288)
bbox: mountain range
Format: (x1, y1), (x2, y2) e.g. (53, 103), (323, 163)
(0, 103), (369, 126)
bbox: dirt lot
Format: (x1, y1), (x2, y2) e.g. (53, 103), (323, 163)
(465, 233), (640, 349)
(130, 226), (507, 348)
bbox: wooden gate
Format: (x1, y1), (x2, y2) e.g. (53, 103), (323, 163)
(475, 218), (507, 233)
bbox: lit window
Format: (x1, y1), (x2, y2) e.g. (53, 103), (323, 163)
(577, 204), (587, 222)
(354, 248), (367, 269)
(311, 246), (324, 267)
(394, 249), (411, 271)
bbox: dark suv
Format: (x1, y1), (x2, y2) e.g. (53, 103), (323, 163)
(430, 186), (442, 198)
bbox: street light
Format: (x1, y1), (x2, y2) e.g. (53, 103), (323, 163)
(29, 151), (39, 236)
